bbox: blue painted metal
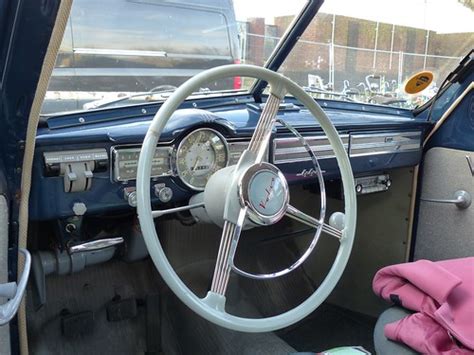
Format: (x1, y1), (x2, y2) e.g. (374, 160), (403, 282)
(0, 0), (61, 351)
(423, 70), (474, 152)
(30, 100), (431, 220)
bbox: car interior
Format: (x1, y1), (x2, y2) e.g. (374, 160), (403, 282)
(0, 0), (473, 354)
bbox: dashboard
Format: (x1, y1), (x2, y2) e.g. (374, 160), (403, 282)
(31, 96), (432, 220)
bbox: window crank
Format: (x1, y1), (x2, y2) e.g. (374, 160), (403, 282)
(420, 190), (471, 209)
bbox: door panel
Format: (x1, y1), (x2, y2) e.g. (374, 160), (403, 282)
(414, 147), (474, 261)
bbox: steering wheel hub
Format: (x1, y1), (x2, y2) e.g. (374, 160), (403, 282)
(239, 163), (289, 225)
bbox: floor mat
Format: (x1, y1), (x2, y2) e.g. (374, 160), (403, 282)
(280, 303), (376, 353)
(161, 259), (297, 355)
(26, 259), (161, 355)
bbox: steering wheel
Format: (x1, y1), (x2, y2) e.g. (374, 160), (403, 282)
(137, 64), (357, 333)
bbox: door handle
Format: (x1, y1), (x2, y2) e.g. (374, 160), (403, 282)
(0, 248), (31, 326)
(420, 190), (472, 209)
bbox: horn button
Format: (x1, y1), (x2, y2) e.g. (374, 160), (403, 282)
(239, 163), (289, 225)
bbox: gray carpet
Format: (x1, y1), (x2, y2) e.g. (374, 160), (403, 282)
(26, 259), (162, 355)
(163, 283), (297, 355)
(161, 259), (297, 355)
(26, 218), (376, 354)
(26, 257), (297, 355)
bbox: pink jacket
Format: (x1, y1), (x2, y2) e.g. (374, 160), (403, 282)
(373, 257), (474, 354)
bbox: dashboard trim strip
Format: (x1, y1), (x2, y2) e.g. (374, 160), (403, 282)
(273, 134), (349, 163)
(349, 131), (422, 157)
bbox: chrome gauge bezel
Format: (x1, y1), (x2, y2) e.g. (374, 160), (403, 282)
(174, 128), (230, 191)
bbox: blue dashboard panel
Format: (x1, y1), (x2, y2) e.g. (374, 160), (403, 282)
(30, 97), (432, 220)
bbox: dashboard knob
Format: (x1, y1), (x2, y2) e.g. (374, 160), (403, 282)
(123, 187), (137, 207)
(72, 202), (87, 216)
(154, 184), (173, 203)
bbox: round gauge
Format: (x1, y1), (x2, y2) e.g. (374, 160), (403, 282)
(175, 128), (229, 190)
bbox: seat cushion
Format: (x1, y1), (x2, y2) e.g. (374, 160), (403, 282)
(374, 307), (418, 355)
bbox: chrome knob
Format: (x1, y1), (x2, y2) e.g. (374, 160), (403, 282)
(72, 202), (87, 216)
(154, 184), (173, 203)
(123, 187), (137, 207)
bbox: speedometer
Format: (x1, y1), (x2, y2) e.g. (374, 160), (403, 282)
(175, 128), (229, 190)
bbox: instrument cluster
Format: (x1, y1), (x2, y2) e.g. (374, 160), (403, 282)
(111, 128), (245, 191)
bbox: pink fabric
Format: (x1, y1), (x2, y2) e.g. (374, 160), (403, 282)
(373, 257), (474, 354)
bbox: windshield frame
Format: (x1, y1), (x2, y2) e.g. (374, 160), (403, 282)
(249, 0), (323, 101)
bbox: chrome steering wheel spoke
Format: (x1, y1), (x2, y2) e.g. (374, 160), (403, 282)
(246, 93), (283, 164)
(224, 118), (330, 280)
(210, 207), (247, 296)
(286, 205), (342, 240)
(151, 201), (205, 218)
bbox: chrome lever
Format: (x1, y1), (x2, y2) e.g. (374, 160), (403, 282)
(285, 205), (343, 239)
(0, 248), (31, 325)
(151, 202), (205, 218)
(68, 237), (124, 254)
(420, 190), (471, 209)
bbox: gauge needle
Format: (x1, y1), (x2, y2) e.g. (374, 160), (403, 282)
(192, 156), (201, 172)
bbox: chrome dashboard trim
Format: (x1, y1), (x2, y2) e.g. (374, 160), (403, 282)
(111, 145), (173, 182)
(228, 141), (250, 165)
(272, 134), (349, 163)
(349, 131), (421, 157)
(111, 138), (251, 183)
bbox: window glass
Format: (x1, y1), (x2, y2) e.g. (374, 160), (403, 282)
(42, 0), (305, 115)
(279, 0), (474, 108)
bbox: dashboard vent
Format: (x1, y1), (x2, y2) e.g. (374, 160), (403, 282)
(273, 135), (349, 164)
(349, 131), (421, 157)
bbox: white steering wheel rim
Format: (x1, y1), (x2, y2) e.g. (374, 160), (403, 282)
(137, 64), (357, 333)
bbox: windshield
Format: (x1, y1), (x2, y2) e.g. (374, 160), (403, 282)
(41, 0), (305, 115)
(42, 0), (473, 115)
(279, 0), (474, 109)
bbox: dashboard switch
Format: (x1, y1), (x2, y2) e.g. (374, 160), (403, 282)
(123, 187), (137, 207)
(154, 184), (173, 203)
(43, 149), (108, 193)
